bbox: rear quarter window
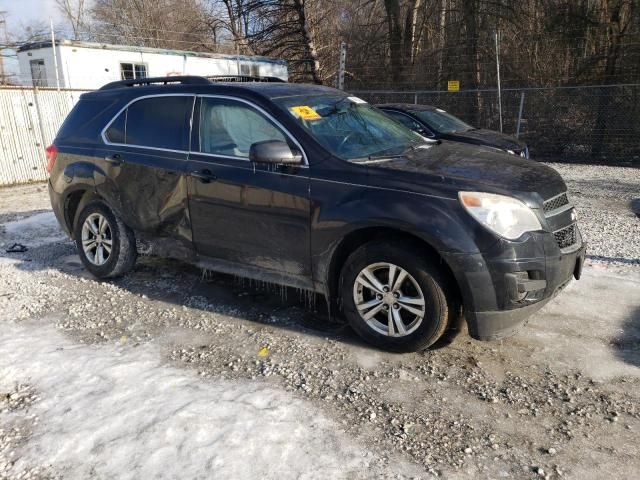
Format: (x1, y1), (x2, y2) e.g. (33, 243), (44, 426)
(56, 96), (114, 144)
(105, 110), (126, 144)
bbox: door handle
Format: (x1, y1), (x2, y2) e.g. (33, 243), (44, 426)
(105, 153), (123, 165)
(190, 169), (217, 183)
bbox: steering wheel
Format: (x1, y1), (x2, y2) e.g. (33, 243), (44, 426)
(336, 131), (356, 153)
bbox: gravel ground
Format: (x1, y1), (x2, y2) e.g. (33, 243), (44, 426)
(544, 163), (639, 265)
(0, 165), (638, 479)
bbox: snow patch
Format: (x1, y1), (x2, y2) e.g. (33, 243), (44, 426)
(0, 321), (398, 479)
(3, 211), (67, 247)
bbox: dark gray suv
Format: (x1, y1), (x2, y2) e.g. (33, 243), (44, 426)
(47, 76), (584, 352)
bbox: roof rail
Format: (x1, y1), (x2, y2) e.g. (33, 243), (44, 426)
(207, 75), (286, 83)
(99, 76), (212, 90)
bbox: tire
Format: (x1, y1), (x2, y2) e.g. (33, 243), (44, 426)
(73, 200), (137, 279)
(340, 240), (452, 352)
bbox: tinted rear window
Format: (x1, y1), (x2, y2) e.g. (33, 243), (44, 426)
(56, 96), (114, 143)
(123, 96), (193, 150)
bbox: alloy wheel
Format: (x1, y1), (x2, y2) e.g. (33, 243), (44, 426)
(352, 262), (425, 337)
(81, 213), (112, 266)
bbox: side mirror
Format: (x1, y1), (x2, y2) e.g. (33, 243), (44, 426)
(249, 140), (302, 165)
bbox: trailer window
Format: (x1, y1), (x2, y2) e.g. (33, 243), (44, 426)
(120, 63), (147, 80)
(239, 63), (259, 77)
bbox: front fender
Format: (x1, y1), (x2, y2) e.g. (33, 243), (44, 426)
(311, 187), (494, 293)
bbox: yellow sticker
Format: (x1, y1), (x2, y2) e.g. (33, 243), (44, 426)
(258, 346), (269, 357)
(290, 105), (321, 121)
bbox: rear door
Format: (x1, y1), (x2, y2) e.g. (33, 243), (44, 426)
(186, 95), (312, 283)
(96, 94), (195, 239)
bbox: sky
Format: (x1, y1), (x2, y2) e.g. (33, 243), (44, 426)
(1, 0), (63, 77)
(1, 0), (61, 27)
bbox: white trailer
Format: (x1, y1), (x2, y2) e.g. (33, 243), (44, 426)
(17, 40), (288, 89)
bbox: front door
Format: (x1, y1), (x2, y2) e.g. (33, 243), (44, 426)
(186, 96), (312, 285)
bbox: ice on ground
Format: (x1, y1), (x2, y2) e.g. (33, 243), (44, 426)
(520, 266), (640, 380)
(0, 321), (407, 479)
(3, 211), (67, 247)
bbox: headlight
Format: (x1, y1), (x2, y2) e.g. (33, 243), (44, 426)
(506, 149), (516, 155)
(459, 192), (542, 240)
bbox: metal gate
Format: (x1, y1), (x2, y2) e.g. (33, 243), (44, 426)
(0, 87), (89, 186)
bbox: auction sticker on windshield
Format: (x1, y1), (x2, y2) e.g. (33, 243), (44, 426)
(289, 105), (321, 121)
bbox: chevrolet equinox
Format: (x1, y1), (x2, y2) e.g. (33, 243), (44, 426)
(47, 76), (585, 352)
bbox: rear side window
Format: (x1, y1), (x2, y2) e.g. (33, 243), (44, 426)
(106, 96), (193, 150)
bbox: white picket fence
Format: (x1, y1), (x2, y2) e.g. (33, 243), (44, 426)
(0, 87), (90, 186)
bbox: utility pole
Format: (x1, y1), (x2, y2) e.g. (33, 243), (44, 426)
(235, 40), (241, 76)
(0, 11), (7, 85)
(337, 41), (347, 90)
(495, 30), (503, 133)
(50, 19), (61, 90)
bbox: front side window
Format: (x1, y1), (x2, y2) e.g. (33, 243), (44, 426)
(106, 96), (193, 150)
(275, 95), (424, 160)
(120, 62), (147, 80)
(412, 109), (474, 134)
(383, 110), (425, 133)
(199, 98), (288, 158)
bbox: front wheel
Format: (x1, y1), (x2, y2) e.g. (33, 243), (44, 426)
(340, 241), (452, 352)
(74, 200), (137, 278)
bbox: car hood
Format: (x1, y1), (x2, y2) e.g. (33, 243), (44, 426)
(440, 128), (526, 151)
(365, 141), (564, 201)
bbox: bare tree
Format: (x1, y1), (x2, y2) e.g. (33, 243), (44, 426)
(55, 0), (88, 40)
(69, 0), (639, 90)
(90, 0), (218, 52)
(234, 0), (321, 82)
(0, 22), (50, 85)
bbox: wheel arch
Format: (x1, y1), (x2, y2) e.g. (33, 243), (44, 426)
(63, 188), (102, 237)
(326, 226), (462, 314)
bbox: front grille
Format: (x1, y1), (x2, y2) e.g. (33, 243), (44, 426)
(553, 223), (577, 249)
(544, 193), (569, 214)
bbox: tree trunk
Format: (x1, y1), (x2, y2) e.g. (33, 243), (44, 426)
(592, 0), (633, 158)
(293, 0), (321, 84)
(384, 0), (404, 81)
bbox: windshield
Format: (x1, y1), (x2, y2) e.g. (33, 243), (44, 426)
(412, 109), (475, 134)
(275, 94), (424, 160)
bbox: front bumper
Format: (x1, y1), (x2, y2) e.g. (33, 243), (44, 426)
(443, 230), (586, 340)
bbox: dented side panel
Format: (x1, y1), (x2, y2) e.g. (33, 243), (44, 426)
(93, 145), (193, 247)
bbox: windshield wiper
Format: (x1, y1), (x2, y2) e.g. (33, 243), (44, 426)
(349, 150), (405, 164)
(367, 153), (405, 160)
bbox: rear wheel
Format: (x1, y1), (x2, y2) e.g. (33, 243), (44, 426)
(74, 201), (137, 278)
(340, 241), (451, 352)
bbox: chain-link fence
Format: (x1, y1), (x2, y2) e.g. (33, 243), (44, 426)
(352, 84), (640, 165)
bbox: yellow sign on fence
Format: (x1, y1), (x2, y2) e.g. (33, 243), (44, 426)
(447, 80), (460, 92)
